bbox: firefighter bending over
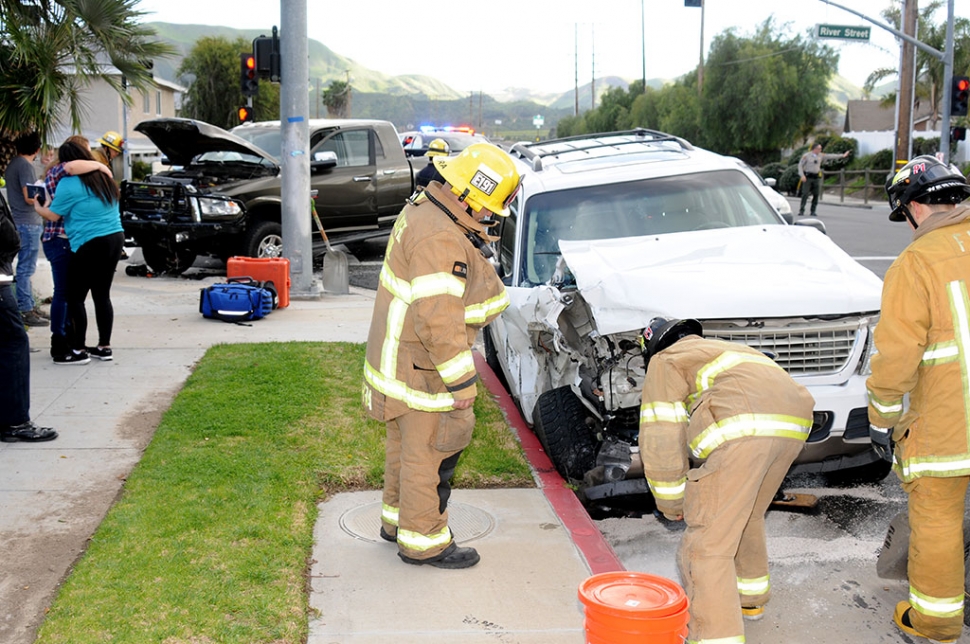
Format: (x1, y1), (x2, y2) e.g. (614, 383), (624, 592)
(638, 318), (815, 643)
(363, 143), (521, 569)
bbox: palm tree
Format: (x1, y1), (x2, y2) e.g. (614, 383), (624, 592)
(864, 1), (970, 131)
(0, 0), (174, 156)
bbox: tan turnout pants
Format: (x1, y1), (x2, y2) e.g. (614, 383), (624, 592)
(381, 407), (475, 560)
(680, 437), (803, 643)
(903, 475), (969, 640)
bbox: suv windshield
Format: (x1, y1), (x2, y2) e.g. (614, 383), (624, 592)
(522, 169), (782, 286)
(229, 128), (285, 162)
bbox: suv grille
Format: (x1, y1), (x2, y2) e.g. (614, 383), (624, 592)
(704, 320), (862, 376)
(122, 182), (192, 222)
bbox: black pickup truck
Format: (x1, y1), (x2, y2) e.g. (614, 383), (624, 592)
(121, 118), (415, 273)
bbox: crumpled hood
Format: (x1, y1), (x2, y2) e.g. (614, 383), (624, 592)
(558, 225), (883, 336)
(135, 118), (277, 167)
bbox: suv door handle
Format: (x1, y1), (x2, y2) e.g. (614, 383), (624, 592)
(353, 176), (372, 182)
(382, 169), (397, 175)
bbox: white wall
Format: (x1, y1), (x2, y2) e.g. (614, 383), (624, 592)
(846, 130), (969, 163)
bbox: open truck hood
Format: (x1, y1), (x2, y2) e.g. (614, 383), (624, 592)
(558, 225), (883, 336)
(134, 118), (277, 167)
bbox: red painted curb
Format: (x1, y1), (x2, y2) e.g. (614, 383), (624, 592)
(475, 352), (625, 575)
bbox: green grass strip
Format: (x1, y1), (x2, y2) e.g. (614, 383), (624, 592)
(35, 342), (533, 644)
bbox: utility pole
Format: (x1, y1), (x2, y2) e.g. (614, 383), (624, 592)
(641, 0), (646, 93)
(895, 0), (917, 171)
(697, 0), (705, 95)
(574, 23), (579, 116)
(315, 77), (320, 119)
(591, 25), (596, 111)
(345, 69), (352, 118)
(478, 91), (483, 132)
(280, 0), (318, 297)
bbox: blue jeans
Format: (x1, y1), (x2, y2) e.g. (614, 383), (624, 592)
(15, 223), (42, 312)
(43, 236), (72, 353)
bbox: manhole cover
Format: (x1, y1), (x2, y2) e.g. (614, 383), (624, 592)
(339, 501), (495, 544)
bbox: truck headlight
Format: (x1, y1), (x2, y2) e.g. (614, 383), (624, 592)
(859, 316), (880, 375)
(190, 196), (243, 222)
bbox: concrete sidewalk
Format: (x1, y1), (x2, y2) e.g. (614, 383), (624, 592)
(0, 256), (614, 644)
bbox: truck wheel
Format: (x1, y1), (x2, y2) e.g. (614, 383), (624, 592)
(824, 458), (892, 487)
(244, 221), (283, 258)
(532, 386), (597, 481)
(141, 244), (197, 275)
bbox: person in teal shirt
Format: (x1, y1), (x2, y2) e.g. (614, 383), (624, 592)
(34, 140), (124, 361)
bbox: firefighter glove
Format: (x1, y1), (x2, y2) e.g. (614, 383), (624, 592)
(869, 424), (894, 463)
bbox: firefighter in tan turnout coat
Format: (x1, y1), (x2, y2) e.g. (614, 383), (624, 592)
(867, 155), (970, 642)
(638, 318), (814, 643)
(363, 143), (521, 569)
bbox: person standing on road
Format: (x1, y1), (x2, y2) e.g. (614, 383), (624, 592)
(0, 187), (57, 442)
(638, 317), (814, 643)
(92, 131), (124, 176)
(414, 138), (449, 191)
(363, 143), (521, 569)
(33, 140), (125, 363)
(867, 155), (970, 643)
(3, 131), (49, 327)
(797, 142), (849, 217)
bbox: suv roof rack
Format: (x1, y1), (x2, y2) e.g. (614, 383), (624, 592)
(509, 128), (693, 172)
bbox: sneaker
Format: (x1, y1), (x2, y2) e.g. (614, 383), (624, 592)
(33, 307), (50, 320)
(0, 421), (58, 443)
(87, 346), (113, 361)
(893, 601), (958, 643)
(53, 350), (90, 365)
(741, 606), (765, 621)
(20, 310), (49, 327)
(398, 542), (480, 569)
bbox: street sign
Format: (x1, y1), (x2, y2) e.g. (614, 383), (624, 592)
(533, 115), (544, 128)
(814, 24), (871, 41)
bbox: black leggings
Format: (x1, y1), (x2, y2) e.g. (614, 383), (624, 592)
(67, 232), (124, 350)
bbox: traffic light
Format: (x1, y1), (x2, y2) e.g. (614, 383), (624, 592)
(237, 106), (254, 123)
(253, 27), (281, 82)
(240, 52), (258, 97)
(952, 75), (969, 117)
(952, 126), (967, 142)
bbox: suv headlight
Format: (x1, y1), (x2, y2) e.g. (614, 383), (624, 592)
(190, 196), (243, 222)
(859, 316), (880, 375)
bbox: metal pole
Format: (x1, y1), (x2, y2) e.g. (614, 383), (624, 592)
(280, 0), (318, 297)
(895, 0), (916, 170)
(697, 0), (705, 95)
(641, 0), (646, 93)
(574, 23), (579, 116)
(121, 76), (131, 182)
(940, 0), (955, 163)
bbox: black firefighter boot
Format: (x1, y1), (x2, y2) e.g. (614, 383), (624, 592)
(398, 542), (480, 569)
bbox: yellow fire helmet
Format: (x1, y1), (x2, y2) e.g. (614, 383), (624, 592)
(433, 142), (521, 216)
(426, 138), (450, 158)
(98, 130), (125, 153)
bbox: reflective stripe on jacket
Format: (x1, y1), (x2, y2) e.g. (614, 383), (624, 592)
(867, 205), (970, 482)
(639, 336), (815, 517)
(363, 183), (509, 420)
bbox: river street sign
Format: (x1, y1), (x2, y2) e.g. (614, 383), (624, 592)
(814, 24), (871, 41)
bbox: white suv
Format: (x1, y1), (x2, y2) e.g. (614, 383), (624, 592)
(484, 129), (885, 509)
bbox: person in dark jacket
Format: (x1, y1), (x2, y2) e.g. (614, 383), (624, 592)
(0, 189), (57, 442)
(414, 138), (449, 191)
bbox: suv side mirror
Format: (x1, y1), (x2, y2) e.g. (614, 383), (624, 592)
(311, 151), (338, 172)
(794, 218), (827, 235)
(765, 177), (777, 188)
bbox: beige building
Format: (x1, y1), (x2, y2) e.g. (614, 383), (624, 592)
(50, 69), (185, 178)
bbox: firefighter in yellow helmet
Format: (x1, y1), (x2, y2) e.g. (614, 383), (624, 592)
(868, 156), (970, 642)
(363, 142), (521, 569)
(414, 138), (449, 190)
(638, 318), (814, 642)
(93, 131), (124, 169)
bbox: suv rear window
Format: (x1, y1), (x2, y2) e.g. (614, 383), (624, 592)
(521, 169), (782, 286)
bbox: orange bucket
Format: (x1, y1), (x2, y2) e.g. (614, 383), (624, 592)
(578, 572), (689, 644)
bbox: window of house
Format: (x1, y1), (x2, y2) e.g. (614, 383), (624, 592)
(143, 92), (151, 114)
(156, 91), (162, 115)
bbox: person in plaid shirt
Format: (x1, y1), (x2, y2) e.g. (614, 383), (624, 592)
(42, 135), (112, 365)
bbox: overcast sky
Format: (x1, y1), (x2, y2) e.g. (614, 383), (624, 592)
(134, 0), (967, 96)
